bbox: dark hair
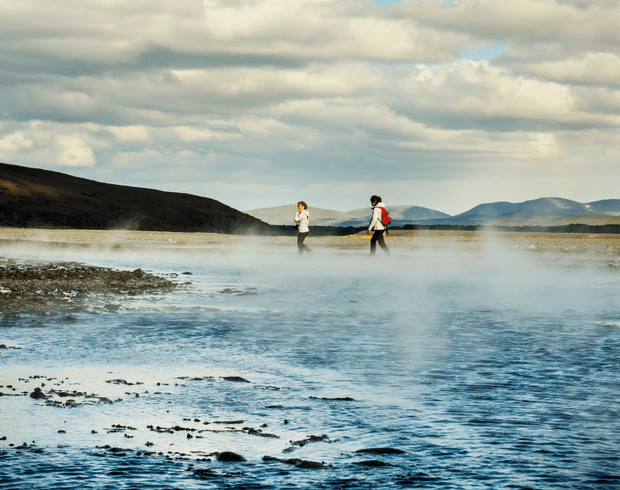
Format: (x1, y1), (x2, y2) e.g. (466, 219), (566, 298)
(370, 195), (381, 205)
(297, 201), (308, 210)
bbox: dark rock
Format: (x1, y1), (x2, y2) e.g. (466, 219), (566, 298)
(262, 455), (324, 468)
(108, 447), (132, 454)
(221, 376), (250, 383)
(294, 460), (325, 469)
(355, 447), (406, 454)
(216, 451), (246, 462)
(244, 427), (279, 438)
(194, 469), (217, 477)
(310, 396), (354, 401)
(290, 434), (330, 447)
(106, 379), (135, 385)
(353, 460), (393, 467)
(29, 388), (46, 399)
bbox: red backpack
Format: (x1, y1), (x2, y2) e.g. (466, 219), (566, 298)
(380, 208), (392, 227)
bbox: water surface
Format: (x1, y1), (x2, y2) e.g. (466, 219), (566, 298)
(1, 242), (619, 488)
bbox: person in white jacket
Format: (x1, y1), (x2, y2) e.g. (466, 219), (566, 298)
(367, 195), (390, 255)
(294, 201), (313, 255)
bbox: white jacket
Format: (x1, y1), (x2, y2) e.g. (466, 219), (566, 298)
(294, 209), (310, 233)
(368, 202), (386, 231)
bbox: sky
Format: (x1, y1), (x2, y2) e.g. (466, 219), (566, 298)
(1, 0), (620, 215)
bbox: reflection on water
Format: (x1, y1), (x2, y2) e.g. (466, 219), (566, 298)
(1, 243), (620, 489)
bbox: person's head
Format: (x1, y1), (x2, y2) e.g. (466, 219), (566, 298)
(297, 201), (307, 210)
(370, 195), (381, 206)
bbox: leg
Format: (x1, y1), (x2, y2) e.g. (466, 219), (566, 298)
(370, 230), (381, 254)
(297, 232), (309, 254)
(377, 231), (390, 254)
(301, 233), (312, 253)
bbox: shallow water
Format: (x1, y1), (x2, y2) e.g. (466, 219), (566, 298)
(1, 241), (620, 489)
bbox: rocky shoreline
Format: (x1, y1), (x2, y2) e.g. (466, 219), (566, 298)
(0, 260), (177, 316)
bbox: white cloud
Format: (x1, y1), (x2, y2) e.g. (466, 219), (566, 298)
(54, 134), (96, 167)
(0, 131), (33, 153)
(105, 125), (152, 143)
(0, 0), (468, 65)
(390, 60), (620, 128)
(524, 52), (620, 86)
(0, 0), (619, 213)
(394, 0), (620, 48)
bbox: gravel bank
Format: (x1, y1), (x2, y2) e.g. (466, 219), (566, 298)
(0, 260), (176, 316)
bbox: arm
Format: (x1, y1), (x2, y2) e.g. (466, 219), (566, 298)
(368, 207), (379, 232)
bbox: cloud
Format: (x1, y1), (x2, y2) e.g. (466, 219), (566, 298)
(54, 134), (96, 167)
(394, 0), (620, 49)
(0, 0), (619, 213)
(389, 60), (620, 131)
(522, 52), (620, 86)
(0, 131), (33, 152)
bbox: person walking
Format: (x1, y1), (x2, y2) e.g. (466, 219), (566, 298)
(294, 201), (313, 255)
(367, 195), (390, 255)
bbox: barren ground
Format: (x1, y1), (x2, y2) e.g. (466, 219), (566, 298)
(2, 227), (620, 256)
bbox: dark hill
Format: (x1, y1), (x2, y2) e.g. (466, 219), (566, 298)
(0, 162), (281, 234)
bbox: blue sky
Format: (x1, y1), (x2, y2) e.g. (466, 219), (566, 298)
(1, 0), (619, 215)
(461, 43), (505, 61)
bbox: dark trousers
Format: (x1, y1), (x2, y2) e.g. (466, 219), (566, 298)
(297, 232), (312, 254)
(370, 230), (390, 254)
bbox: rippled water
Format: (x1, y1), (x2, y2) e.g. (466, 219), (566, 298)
(1, 240), (620, 489)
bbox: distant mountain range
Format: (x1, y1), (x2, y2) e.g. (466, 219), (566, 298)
(449, 198), (620, 226)
(246, 205), (451, 227)
(247, 198), (620, 227)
